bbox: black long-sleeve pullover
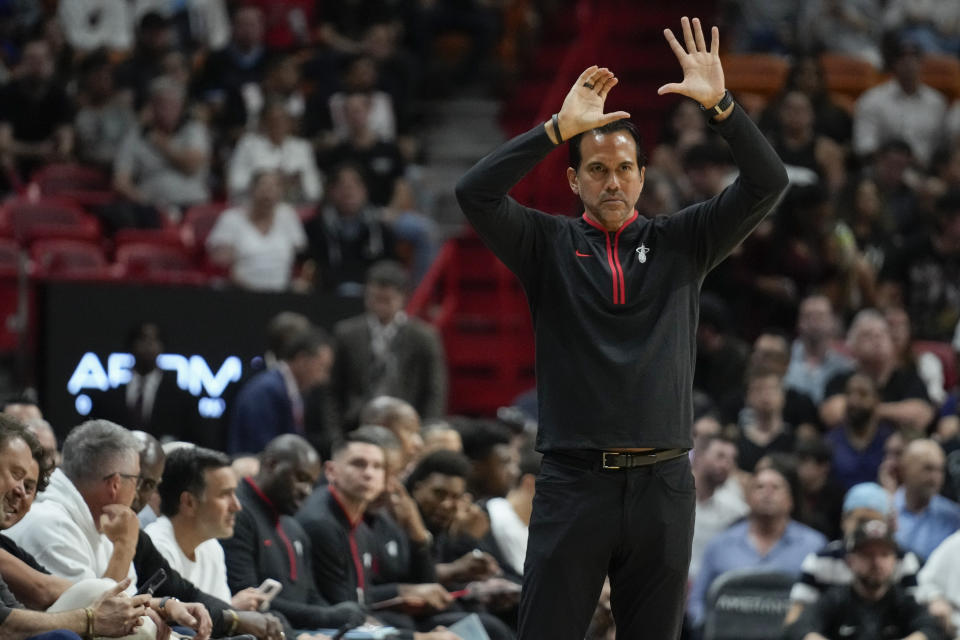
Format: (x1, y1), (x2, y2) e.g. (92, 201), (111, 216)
(455, 104), (788, 451)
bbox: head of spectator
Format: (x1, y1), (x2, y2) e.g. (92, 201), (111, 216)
(776, 90), (815, 142)
(17, 38), (55, 87)
(359, 396), (423, 470)
(512, 444), (541, 504)
(364, 260), (409, 325)
(745, 366), (787, 425)
(872, 139), (914, 191)
(900, 439), (946, 512)
(784, 55), (829, 100)
(78, 49), (116, 106)
(933, 189), (960, 255)
(795, 437), (833, 498)
(325, 433), (387, 518)
(421, 420), (463, 454)
(883, 33), (923, 94)
(0, 414), (53, 530)
(879, 430), (907, 492)
(682, 141), (733, 200)
(747, 464), (797, 528)
(460, 420), (519, 500)
(844, 519), (899, 600)
(127, 321), (163, 377)
(342, 55), (380, 93)
(882, 306), (915, 369)
(692, 434), (738, 499)
(135, 11), (174, 58)
(658, 98), (707, 151)
(260, 101), (293, 146)
(796, 295), (837, 348)
(749, 329), (791, 376)
(844, 372), (881, 434)
(343, 92), (373, 141)
(328, 163), (371, 219)
(254, 434), (321, 516)
(160, 50), (192, 90)
(2, 395), (42, 424)
(147, 76), (187, 134)
(352, 425), (404, 480)
(841, 482), (893, 537)
(265, 311), (311, 366)
(231, 5), (264, 54)
(24, 418), (58, 468)
(692, 412), (723, 452)
(158, 446), (240, 544)
(130, 430), (165, 514)
(60, 420), (141, 528)
(406, 450), (471, 533)
(248, 169), (283, 217)
(362, 22), (399, 63)
(846, 309), (895, 375)
(279, 328), (334, 394)
(263, 54), (300, 97)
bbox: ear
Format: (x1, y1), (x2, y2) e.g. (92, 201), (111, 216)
(180, 491), (197, 516)
(566, 167), (579, 195)
(324, 460), (336, 485)
(638, 165), (646, 194)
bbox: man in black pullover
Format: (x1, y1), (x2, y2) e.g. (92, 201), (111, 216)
(455, 16), (789, 640)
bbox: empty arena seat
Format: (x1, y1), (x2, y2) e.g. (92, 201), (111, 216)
(702, 569), (794, 640)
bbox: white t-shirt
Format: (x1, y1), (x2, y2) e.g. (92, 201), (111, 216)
(144, 516), (232, 603)
(486, 497), (528, 576)
(690, 479), (749, 579)
(206, 203), (306, 291)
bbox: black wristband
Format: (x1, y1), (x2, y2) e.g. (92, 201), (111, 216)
(551, 113), (563, 144)
(699, 90), (734, 120)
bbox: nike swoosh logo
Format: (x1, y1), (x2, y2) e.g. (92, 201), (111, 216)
(575, 250), (592, 257)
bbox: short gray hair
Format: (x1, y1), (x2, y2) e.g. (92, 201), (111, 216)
(61, 420), (139, 485)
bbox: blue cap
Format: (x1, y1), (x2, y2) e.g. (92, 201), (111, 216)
(843, 482), (891, 515)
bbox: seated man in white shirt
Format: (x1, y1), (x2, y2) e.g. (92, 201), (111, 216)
(144, 446), (267, 611)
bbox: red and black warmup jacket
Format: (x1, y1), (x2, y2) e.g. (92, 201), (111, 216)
(455, 103), (789, 452)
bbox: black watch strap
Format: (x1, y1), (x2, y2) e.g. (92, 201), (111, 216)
(700, 90), (733, 118)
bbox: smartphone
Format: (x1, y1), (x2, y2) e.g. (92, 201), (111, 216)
(137, 568), (167, 596)
(256, 578), (282, 611)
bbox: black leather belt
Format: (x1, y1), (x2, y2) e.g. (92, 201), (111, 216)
(549, 448), (690, 471)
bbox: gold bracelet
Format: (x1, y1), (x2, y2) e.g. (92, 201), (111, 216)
(84, 606), (95, 640)
(226, 609), (239, 636)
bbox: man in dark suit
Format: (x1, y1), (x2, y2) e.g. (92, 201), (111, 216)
(89, 322), (196, 442)
(228, 328), (334, 455)
(332, 261), (447, 430)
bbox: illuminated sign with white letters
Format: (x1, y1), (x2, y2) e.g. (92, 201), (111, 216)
(66, 352), (243, 419)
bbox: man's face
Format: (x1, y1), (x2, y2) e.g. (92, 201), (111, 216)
(251, 171), (282, 208)
(475, 444), (520, 498)
(233, 7), (264, 49)
(132, 324), (163, 371)
(850, 317), (894, 366)
(289, 346), (333, 392)
(330, 169), (368, 216)
(132, 453), (165, 513)
(195, 466), (242, 540)
(151, 90), (184, 132)
(567, 130), (645, 227)
(411, 472), (465, 531)
(845, 374), (879, 429)
(902, 445), (945, 504)
(0, 438), (37, 530)
(746, 375), (785, 416)
(699, 440), (737, 486)
(797, 297), (833, 341)
(884, 308), (911, 353)
(267, 453), (321, 516)
(109, 453), (141, 509)
(365, 282), (405, 324)
(20, 41), (53, 81)
(750, 334), (789, 374)
(847, 542), (897, 591)
(329, 443), (386, 505)
(390, 408), (424, 469)
(748, 469), (792, 519)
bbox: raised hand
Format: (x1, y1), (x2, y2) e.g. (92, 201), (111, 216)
(91, 578), (150, 637)
(657, 17), (726, 108)
(553, 66), (631, 142)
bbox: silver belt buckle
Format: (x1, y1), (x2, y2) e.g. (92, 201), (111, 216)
(602, 452), (621, 469)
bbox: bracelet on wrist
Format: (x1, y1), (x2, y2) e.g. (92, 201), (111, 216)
(226, 609), (240, 635)
(84, 606), (95, 640)
(551, 113), (563, 144)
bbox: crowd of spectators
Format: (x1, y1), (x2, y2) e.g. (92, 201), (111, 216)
(1, 2), (960, 640)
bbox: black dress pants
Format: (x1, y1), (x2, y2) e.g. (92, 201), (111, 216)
(517, 452), (695, 640)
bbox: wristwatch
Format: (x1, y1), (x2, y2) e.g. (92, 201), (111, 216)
(158, 596), (178, 615)
(700, 90), (733, 119)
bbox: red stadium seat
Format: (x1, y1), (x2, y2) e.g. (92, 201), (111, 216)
(0, 238), (20, 274)
(31, 164), (114, 208)
(30, 239), (108, 278)
(182, 203), (228, 250)
(114, 242), (208, 284)
(0, 197), (101, 245)
(114, 228), (185, 250)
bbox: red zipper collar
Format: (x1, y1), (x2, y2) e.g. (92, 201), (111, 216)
(245, 477), (298, 581)
(581, 211), (638, 305)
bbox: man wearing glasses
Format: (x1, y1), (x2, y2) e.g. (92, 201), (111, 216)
(7, 420), (143, 590)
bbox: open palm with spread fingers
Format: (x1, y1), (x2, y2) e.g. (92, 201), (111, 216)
(554, 66), (631, 141)
(658, 17), (726, 108)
